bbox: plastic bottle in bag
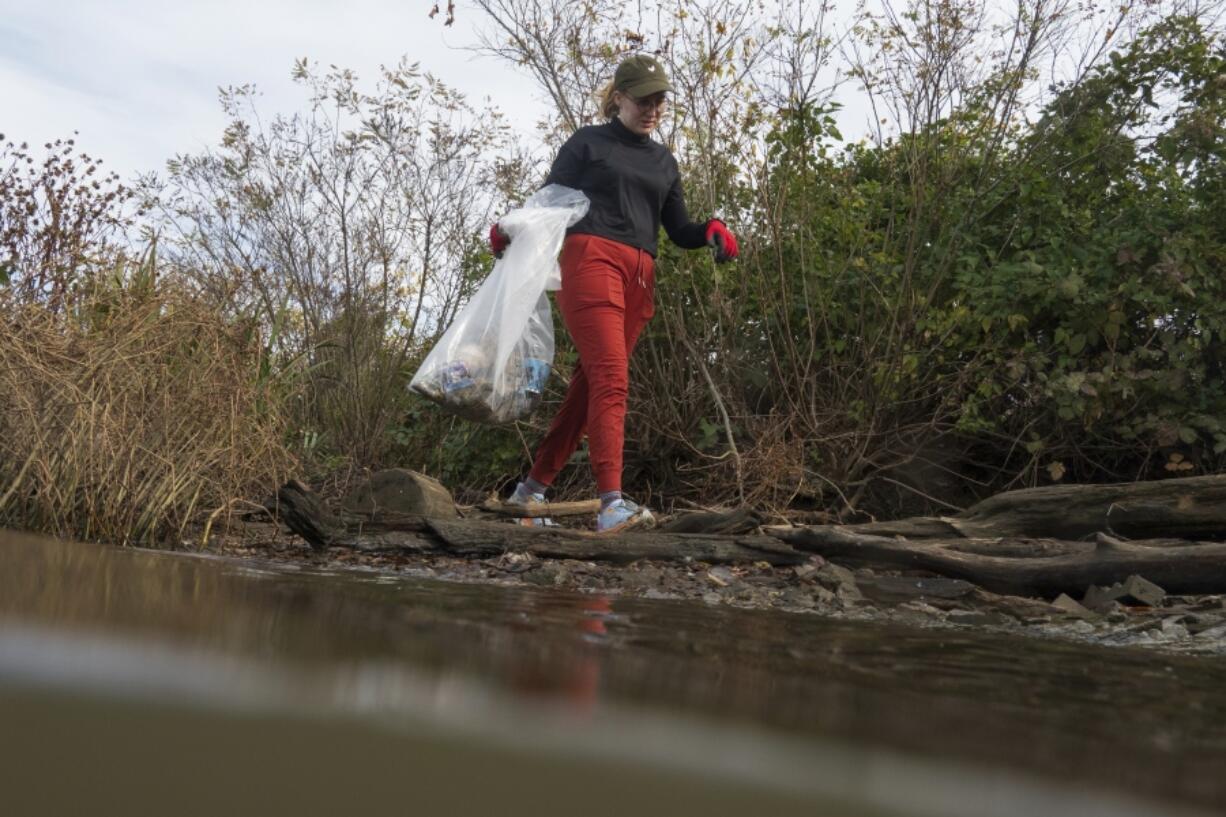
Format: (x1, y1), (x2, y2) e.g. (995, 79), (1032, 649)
(410, 185), (590, 424)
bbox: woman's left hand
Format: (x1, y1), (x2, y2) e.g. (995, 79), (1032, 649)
(705, 219), (739, 263)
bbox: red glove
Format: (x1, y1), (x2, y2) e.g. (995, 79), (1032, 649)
(705, 219), (738, 263)
(489, 223), (510, 258)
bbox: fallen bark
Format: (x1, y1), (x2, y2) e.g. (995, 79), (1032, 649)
(657, 508), (762, 535)
(276, 480), (432, 548)
(275, 480), (805, 565)
(843, 474), (1226, 541)
(956, 475), (1226, 539)
(776, 526), (1226, 597)
(425, 519), (806, 566)
(276, 477), (1226, 598)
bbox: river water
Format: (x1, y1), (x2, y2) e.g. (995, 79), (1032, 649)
(1, 531), (1223, 817)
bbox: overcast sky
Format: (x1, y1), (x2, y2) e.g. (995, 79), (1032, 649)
(1, 0), (551, 179)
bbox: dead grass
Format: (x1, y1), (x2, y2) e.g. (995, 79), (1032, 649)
(0, 279), (297, 545)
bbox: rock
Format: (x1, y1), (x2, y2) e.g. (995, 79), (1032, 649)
(780, 588), (816, 609)
(812, 563), (863, 604)
(815, 563), (856, 590)
(813, 587), (837, 606)
(1081, 585), (1112, 612)
(523, 563), (569, 587)
(836, 582), (864, 605)
(793, 563), (820, 581)
(1119, 575), (1167, 606)
(899, 600), (944, 617)
(1083, 575), (1166, 611)
(1051, 593), (1097, 620)
(946, 609), (1004, 626)
(1159, 617), (1188, 639)
(1186, 614), (1226, 634)
(1195, 622), (1226, 640)
(342, 468), (457, 518)
(622, 565), (664, 589)
(702, 592), (722, 605)
(643, 588), (678, 600)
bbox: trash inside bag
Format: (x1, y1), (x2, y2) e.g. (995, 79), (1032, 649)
(410, 185), (590, 424)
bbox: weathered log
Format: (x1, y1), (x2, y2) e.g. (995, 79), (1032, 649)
(276, 480), (806, 565)
(842, 474), (1226, 541)
(838, 517), (964, 539)
(854, 575), (977, 604)
(657, 508), (763, 535)
(955, 475), (1226, 539)
(342, 468), (457, 518)
(776, 525), (1226, 597)
(276, 480), (435, 548)
(425, 519), (807, 566)
(275, 480), (344, 548)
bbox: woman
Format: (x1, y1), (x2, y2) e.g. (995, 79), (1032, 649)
(491, 54), (739, 533)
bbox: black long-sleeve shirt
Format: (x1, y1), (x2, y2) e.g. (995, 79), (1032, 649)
(543, 118), (708, 257)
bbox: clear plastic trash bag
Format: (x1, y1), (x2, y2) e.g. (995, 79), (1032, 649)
(410, 185), (590, 424)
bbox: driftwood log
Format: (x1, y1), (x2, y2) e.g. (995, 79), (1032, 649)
(275, 481), (806, 566)
(274, 476), (1226, 598)
(775, 526), (1226, 597)
(845, 474), (1226, 541)
(425, 519), (806, 566)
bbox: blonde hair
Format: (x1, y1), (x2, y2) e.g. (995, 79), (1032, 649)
(596, 80), (620, 120)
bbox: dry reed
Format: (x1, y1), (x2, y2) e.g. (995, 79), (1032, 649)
(0, 280), (296, 545)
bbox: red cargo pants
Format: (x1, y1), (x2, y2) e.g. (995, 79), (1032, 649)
(527, 233), (655, 494)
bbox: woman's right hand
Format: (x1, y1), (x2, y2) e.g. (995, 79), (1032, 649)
(489, 224), (510, 258)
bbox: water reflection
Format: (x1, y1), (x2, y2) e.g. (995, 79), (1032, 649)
(0, 531), (1222, 817)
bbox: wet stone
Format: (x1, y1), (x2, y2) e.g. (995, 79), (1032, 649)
(622, 565), (664, 589)
(1195, 622), (1226, 640)
(815, 563), (856, 590)
(1051, 594), (1097, 620)
(1160, 618), (1189, 639)
(780, 588), (816, 609)
(836, 583), (864, 605)
(1083, 575), (1166, 611)
(1186, 614), (1226, 634)
(898, 601), (945, 617)
(793, 563), (820, 581)
(946, 610), (998, 626)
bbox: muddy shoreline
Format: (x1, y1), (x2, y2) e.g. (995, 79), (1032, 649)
(202, 521), (1226, 657)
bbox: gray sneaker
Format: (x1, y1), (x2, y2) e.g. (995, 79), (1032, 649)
(507, 482), (556, 527)
(596, 498), (654, 534)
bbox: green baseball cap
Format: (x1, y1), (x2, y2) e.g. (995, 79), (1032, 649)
(614, 54), (674, 98)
